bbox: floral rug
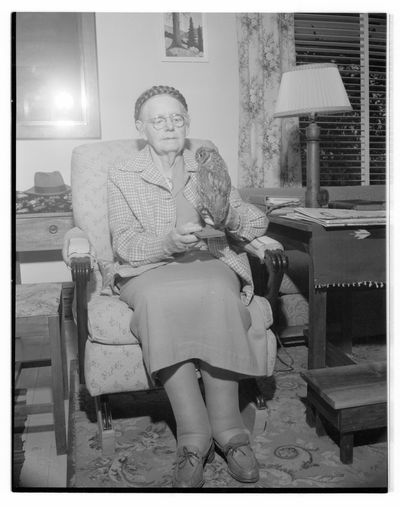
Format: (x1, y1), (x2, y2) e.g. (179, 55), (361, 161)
(67, 343), (388, 491)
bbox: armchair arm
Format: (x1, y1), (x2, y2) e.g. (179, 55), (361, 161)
(62, 227), (91, 266)
(70, 250), (92, 385)
(63, 229), (94, 384)
(262, 248), (288, 313)
(241, 235), (288, 311)
(62, 227), (94, 383)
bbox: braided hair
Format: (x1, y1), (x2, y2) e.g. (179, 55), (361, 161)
(134, 85), (188, 121)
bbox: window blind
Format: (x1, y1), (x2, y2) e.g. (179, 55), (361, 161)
(294, 13), (386, 186)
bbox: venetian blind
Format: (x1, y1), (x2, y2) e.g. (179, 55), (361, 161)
(294, 13), (387, 186)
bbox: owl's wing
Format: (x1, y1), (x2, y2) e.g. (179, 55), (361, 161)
(197, 154), (231, 228)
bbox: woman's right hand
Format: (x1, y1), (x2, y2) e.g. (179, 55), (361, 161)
(163, 222), (203, 255)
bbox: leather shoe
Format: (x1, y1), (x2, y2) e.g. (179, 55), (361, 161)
(216, 433), (259, 483)
(172, 442), (215, 488)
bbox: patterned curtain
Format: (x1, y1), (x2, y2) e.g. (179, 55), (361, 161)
(237, 13), (302, 188)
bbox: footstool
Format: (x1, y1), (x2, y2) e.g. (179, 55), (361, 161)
(301, 361), (387, 464)
(15, 283), (68, 455)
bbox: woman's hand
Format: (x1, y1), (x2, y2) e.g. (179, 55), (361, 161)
(163, 222), (203, 255)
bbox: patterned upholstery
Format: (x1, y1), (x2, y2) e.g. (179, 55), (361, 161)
(87, 295), (140, 345)
(278, 294), (309, 328)
(84, 340), (153, 395)
(16, 283), (62, 318)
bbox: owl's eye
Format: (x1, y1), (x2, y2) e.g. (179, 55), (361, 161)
(201, 152), (210, 163)
(196, 149), (206, 162)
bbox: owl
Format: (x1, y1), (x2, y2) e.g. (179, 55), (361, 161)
(195, 146), (231, 229)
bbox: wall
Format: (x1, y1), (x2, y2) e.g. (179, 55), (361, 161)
(17, 13), (239, 283)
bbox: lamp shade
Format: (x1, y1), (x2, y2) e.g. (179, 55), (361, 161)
(274, 63), (352, 118)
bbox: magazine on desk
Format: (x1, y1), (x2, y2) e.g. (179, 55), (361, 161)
(264, 196), (303, 214)
(284, 207), (386, 227)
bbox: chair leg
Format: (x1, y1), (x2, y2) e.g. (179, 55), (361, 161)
(240, 378), (267, 409)
(315, 412), (326, 436)
(48, 315), (67, 455)
(59, 292), (69, 400)
(305, 387), (317, 427)
(240, 378), (268, 437)
(306, 404), (316, 428)
(339, 432), (354, 464)
(94, 395), (116, 456)
(241, 402), (268, 437)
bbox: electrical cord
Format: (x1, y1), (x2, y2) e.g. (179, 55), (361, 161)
(273, 329), (295, 374)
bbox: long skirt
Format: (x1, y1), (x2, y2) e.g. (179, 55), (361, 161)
(119, 250), (270, 379)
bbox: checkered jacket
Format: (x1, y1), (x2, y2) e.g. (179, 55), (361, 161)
(108, 145), (268, 305)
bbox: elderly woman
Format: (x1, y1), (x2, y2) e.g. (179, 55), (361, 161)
(108, 85), (270, 487)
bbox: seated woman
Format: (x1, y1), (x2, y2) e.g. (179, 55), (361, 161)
(108, 85), (270, 488)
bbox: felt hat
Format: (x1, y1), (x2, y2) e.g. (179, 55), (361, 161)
(24, 171), (71, 196)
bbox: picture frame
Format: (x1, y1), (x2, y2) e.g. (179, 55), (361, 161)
(16, 12), (101, 139)
(162, 13), (208, 62)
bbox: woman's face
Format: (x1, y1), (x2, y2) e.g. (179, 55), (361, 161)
(136, 95), (189, 156)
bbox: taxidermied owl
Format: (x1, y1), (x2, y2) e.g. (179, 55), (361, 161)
(195, 146), (231, 229)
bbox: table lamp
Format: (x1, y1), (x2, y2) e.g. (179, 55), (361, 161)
(274, 63), (352, 207)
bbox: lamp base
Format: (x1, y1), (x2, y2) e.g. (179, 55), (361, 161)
(305, 121), (331, 208)
(305, 187), (329, 208)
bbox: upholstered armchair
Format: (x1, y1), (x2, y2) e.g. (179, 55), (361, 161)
(64, 139), (287, 455)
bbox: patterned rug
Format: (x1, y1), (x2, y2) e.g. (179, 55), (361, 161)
(67, 342), (388, 491)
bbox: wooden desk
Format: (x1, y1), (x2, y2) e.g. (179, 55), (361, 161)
(15, 212), (74, 283)
(268, 215), (386, 369)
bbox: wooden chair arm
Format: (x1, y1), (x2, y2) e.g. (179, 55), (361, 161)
(262, 249), (288, 312)
(230, 237), (288, 306)
(71, 256), (92, 384)
(246, 247), (288, 308)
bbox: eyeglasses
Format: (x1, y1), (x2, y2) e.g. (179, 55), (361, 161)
(145, 113), (187, 130)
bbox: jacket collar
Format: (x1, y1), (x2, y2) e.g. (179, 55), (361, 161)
(140, 146), (169, 189)
(120, 144), (198, 188)
(121, 144), (198, 171)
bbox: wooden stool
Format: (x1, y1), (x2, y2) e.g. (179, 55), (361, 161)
(301, 361), (387, 464)
(15, 283), (68, 455)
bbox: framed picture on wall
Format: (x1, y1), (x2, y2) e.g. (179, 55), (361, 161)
(15, 12), (101, 139)
(162, 13), (208, 62)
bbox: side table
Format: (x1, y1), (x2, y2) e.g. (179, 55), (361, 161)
(267, 215), (386, 369)
(15, 283), (68, 455)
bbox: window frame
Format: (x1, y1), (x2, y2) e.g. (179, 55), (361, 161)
(294, 12), (387, 186)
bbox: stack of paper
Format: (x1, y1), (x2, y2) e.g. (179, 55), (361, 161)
(328, 199), (385, 211)
(265, 196), (302, 214)
(265, 196), (302, 206)
(288, 207), (386, 227)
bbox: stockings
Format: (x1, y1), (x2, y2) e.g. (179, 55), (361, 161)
(159, 361), (211, 453)
(200, 361), (245, 446)
(159, 360), (245, 450)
